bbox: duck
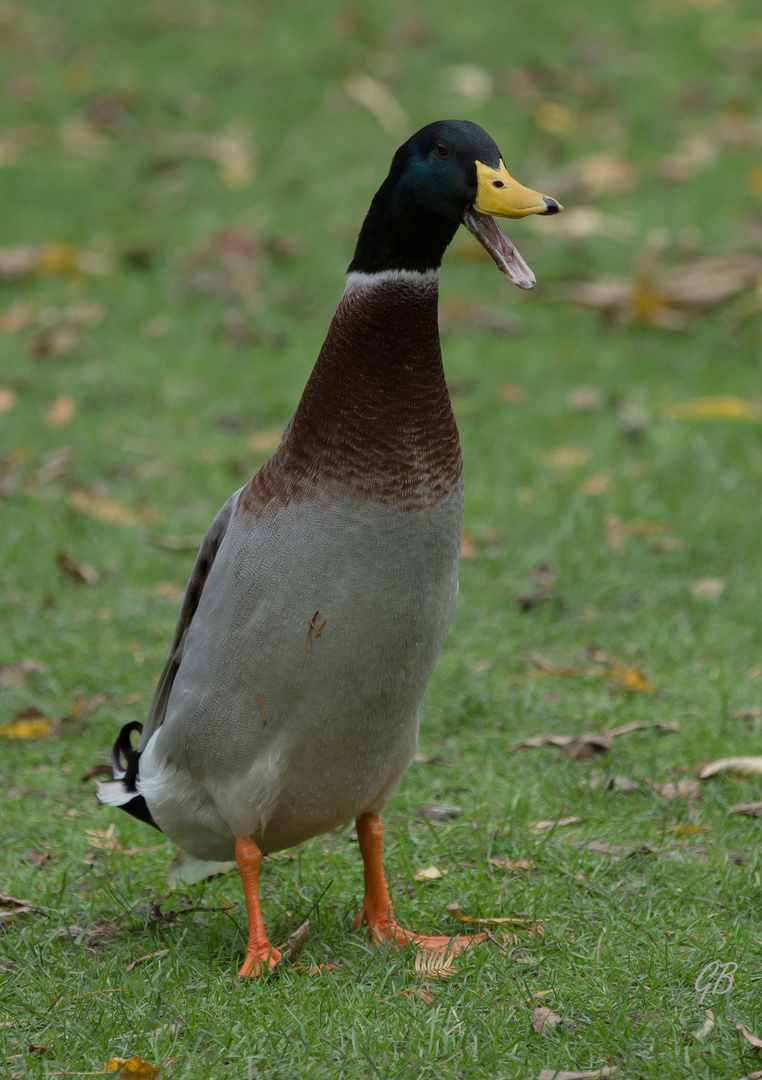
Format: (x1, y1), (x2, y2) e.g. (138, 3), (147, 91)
(98, 119), (561, 976)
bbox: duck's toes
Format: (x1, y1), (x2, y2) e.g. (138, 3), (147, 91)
(237, 944), (282, 978)
(365, 919), (486, 954)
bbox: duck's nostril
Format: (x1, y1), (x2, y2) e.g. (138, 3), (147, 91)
(542, 197), (560, 214)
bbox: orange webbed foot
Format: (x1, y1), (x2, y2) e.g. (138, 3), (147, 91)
(237, 944), (282, 979)
(352, 812), (485, 956)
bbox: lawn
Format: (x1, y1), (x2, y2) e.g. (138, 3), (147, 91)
(1, 1), (762, 1077)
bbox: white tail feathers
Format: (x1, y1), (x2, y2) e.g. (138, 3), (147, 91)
(96, 779), (134, 807)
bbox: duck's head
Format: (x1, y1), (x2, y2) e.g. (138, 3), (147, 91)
(349, 119), (562, 289)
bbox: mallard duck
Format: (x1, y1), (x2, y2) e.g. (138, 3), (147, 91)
(98, 119), (561, 976)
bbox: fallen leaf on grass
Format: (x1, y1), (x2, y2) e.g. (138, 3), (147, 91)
(727, 801), (762, 817)
(249, 427), (282, 454)
(68, 489), (160, 527)
(530, 816), (582, 832)
(690, 577), (726, 599)
(0, 894), (44, 927)
(489, 856), (536, 871)
(688, 1009), (715, 1042)
(609, 664), (653, 693)
(0, 658), (45, 689)
(414, 949), (457, 979)
(578, 776), (641, 795)
(0, 387), (17, 413)
(536, 1069), (616, 1080)
(46, 394), (75, 427)
(125, 949), (170, 973)
(665, 397), (761, 422)
(344, 75), (409, 137)
(532, 1006), (563, 1034)
(697, 757), (762, 779)
(605, 513), (666, 552)
(419, 804), (462, 821)
(162, 131), (255, 188)
(148, 534), (204, 552)
(648, 778), (699, 800)
(537, 446), (591, 471)
(512, 720), (675, 756)
(85, 825), (165, 858)
(734, 1022), (762, 1053)
(498, 381), (526, 403)
(446, 902), (537, 928)
(579, 471), (613, 496)
(567, 386), (607, 411)
(271, 919), (311, 972)
(107, 1056), (161, 1079)
(414, 865), (444, 882)
(0, 707), (52, 739)
(0, 243), (112, 281)
(56, 550), (99, 585)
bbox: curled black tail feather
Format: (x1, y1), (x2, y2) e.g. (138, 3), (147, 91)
(109, 721), (162, 832)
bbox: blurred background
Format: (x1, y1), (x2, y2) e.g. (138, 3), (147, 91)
(2, 3), (762, 1074)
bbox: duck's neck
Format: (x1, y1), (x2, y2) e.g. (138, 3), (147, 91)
(274, 270), (462, 507)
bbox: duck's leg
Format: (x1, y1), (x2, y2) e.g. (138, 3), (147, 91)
(351, 812), (484, 953)
(235, 837), (281, 977)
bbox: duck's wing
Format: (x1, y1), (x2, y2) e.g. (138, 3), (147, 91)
(138, 489), (241, 751)
(97, 490), (242, 824)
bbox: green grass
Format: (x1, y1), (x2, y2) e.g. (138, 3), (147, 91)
(2, 1), (762, 1077)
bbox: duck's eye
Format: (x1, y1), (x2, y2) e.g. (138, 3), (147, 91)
(491, 179), (505, 189)
(435, 142), (449, 159)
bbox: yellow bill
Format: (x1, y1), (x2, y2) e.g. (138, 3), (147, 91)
(463, 159), (562, 289)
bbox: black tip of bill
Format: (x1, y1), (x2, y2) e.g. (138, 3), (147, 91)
(542, 197), (561, 214)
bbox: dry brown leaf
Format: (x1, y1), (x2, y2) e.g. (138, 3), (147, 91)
(531, 206), (632, 243)
(446, 902), (536, 928)
(489, 856), (536, 871)
(568, 386), (606, 410)
(536, 1069), (617, 1080)
(46, 395), (75, 427)
(529, 653), (584, 678)
(56, 550), (99, 585)
(579, 471), (613, 496)
(498, 381), (526, 404)
(271, 919), (311, 972)
(688, 1009), (715, 1042)
(414, 865), (444, 882)
(667, 397), (761, 422)
(148, 534), (204, 552)
(0, 387), (17, 413)
(727, 801), (762, 817)
(686, 578), (720, 604)
(0, 658), (44, 689)
(534, 102), (577, 136)
(649, 778), (700, 800)
(419, 804), (462, 822)
(734, 1022), (762, 1053)
(125, 949), (169, 972)
(68, 488), (159, 527)
(414, 949), (457, 979)
(0, 893), (44, 927)
(578, 776), (641, 795)
(537, 446), (591, 471)
(249, 427), (282, 454)
(697, 757), (762, 779)
(532, 1005), (563, 1034)
(106, 1057), (162, 1079)
(530, 816), (582, 832)
(460, 530), (478, 559)
(512, 719), (673, 755)
(163, 131), (255, 188)
(344, 75), (409, 137)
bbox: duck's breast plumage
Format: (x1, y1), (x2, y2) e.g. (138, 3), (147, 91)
(137, 274), (464, 861)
